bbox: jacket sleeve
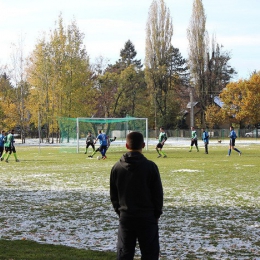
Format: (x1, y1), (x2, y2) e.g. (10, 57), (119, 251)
(151, 163), (163, 219)
(110, 167), (120, 216)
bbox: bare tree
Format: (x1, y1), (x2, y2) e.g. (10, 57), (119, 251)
(10, 34), (29, 143)
(145, 0), (174, 128)
(187, 0), (236, 127)
(187, 0), (208, 127)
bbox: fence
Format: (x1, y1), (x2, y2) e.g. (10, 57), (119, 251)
(149, 128), (260, 139)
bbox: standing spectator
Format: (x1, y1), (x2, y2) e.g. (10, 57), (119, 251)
(110, 131), (163, 260)
(201, 128), (209, 154)
(0, 130), (5, 157)
(156, 127), (167, 158)
(228, 126), (241, 156)
(0, 129), (19, 162)
(189, 126), (199, 152)
(84, 132), (95, 154)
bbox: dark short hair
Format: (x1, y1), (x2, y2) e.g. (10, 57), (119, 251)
(126, 132), (144, 150)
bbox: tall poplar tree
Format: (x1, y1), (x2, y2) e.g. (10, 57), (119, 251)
(145, 0), (173, 128)
(187, 0), (207, 126)
(145, 0), (187, 128)
(187, 0), (236, 127)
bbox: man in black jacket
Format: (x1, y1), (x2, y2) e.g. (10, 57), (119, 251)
(110, 131), (163, 260)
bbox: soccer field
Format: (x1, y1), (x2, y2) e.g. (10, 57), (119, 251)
(0, 140), (259, 259)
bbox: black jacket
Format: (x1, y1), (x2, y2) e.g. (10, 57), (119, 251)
(110, 151), (163, 219)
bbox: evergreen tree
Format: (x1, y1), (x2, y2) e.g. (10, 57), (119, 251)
(106, 40), (142, 73)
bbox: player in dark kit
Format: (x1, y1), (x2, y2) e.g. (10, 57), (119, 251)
(84, 132), (95, 154)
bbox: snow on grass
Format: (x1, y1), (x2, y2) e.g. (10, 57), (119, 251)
(1, 185), (259, 258)
(0, 143), (260, 259)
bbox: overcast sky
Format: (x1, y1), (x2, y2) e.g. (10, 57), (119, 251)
(0, 0), (259, 80)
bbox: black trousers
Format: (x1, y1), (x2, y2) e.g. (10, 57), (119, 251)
(117, 214), (159, 260)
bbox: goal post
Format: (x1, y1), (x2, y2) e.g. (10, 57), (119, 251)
(58, 116), (148, 153)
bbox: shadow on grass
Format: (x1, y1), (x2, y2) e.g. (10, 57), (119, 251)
(0, 239), (116, 260)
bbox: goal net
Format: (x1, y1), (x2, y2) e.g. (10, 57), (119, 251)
(57, 117), (148, 153)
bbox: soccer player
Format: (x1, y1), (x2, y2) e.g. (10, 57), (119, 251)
(156, 127), (167, 158)
(89, 130), (108, 159)
(201, 128), (209, 154)
(110, 131), (163, 260)
(84, 132), (95, 154)
(189, 126), (199, 152)
(0, 129), (19, 162)
(0, 130), (5, 157)
(228, 126), (241, 156)
(106, 136), (116, 150)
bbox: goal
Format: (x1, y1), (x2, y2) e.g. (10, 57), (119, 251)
(57, 117), (148, 153)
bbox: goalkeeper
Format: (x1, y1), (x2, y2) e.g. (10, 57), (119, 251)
(85, 132), (95, 154)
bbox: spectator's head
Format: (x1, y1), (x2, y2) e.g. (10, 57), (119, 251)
(126, 132), (145, 151)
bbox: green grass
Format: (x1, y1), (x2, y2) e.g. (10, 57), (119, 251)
(0, 142), (259, 259)
(0, 239), (116, 260)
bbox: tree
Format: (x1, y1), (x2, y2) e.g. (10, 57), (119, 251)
(187, 0), (236, 127)
(220, 72), (260, 127)
(145, 0), (174, 128)
(205, 104), (224, 129)
(241, 72), (260, 126)
(94, 41), (149, 121)
(0, 71), (17, 129)
(119, 40), (142, 69)
(106, 40), (142, 74)
(10, 35), (30, 143)
(27, 15), (94, 142)
(145, 0), (190, 128)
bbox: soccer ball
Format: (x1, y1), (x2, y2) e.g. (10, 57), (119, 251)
(97, 156), (102, 160)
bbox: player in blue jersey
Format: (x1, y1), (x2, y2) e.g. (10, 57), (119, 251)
(228, 126), (241, 156)
(88, 130), (108, 159)
(0, 130), (5, 157)
(201, 128), (209, 154)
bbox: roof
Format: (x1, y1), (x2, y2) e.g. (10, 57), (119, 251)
(214, 96), (224, 107)
(187, 101), (199, 109)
